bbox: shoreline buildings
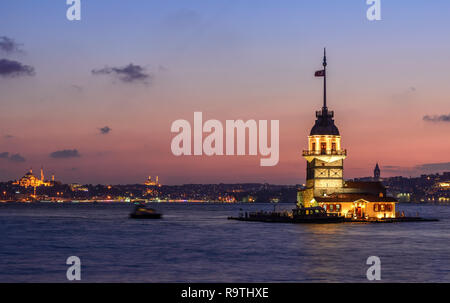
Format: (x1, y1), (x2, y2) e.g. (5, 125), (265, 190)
(297, 50), (397, 219)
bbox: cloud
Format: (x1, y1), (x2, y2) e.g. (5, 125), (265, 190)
(158, 65), (168, 72)
(0, 36), (23, 54)
(164, 9), (202, 29)
(50, 149), (81, 159)
(414, 162), (450, 172)
(381, 165), (404, 172)
(95, 151), (112, 157)
(375, 162), (450, 177)
(423, 114), (450, 123)
(71, 85), (83, 92)
(0, 152), (26, 162)
(92, 63), (150, 84)
(391, 86), (417, 104)
(4, 134), (14, 139)
(383, 165), (401, 169)
(0, 59), (35, 77)
(9, 153), (26, 162)
(99, 126), (111, 135)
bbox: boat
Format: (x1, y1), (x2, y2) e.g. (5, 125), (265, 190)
(228, 206), (344, 224)
(129, 204), (162, 219)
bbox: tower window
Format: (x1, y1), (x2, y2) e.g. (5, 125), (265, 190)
(320, 142), (326, 154)
(331, 142), (336, 151)
(312, 142), (316, 151)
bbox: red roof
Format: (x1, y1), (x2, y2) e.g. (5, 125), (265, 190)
(315, 193), (397, 203)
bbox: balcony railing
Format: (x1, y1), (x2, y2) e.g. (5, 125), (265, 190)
(316, 110), (334, 118)
(302, 150), (347, 156)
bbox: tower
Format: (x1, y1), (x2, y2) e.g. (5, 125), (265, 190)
(374, 163), (380, 181)
(300, 49), (347, 207)
(40, 166), (44, 182)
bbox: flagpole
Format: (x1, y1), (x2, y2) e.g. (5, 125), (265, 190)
(323, 48), (327, 110)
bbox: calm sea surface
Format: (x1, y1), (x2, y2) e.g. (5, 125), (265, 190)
(1, 202), (450, 282)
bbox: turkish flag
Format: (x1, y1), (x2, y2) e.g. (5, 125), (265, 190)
(315, 70), (325, 77)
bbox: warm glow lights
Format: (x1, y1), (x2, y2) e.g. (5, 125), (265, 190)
(12, 168), (55, 188)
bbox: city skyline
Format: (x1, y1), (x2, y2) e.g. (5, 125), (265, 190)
(1, 1), (450, 185)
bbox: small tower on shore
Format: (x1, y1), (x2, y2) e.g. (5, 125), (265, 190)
(374, 163), (381, 181)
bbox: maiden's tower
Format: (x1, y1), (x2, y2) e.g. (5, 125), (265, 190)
(298, 50), (397, 220)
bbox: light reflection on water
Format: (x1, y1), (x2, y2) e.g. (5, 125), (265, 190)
(0, 202), (449, 282)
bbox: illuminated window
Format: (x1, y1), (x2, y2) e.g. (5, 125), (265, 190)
(321, 142), (327, 154)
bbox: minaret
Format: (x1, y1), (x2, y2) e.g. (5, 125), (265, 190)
(40, 166), (44, 182)
(374, 163), (381, 181)
(299, 49), (347, 207)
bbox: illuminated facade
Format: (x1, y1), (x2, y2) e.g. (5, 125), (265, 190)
(438, 182), (450, 189)
(302, 109), (346, 202)
(144, 176), (161, 187)
(298, 50), (396, 219)
(13, 167), (55, 188)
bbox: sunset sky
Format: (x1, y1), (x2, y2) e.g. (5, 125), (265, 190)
(1, 0), (449, 185)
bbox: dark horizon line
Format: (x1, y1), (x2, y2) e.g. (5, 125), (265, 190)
(2, 172), (449, 187)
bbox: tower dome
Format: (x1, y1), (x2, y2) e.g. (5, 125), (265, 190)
(310, 108), (340, 136)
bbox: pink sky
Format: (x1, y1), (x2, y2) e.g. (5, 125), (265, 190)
(1, 1), (449, 184)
